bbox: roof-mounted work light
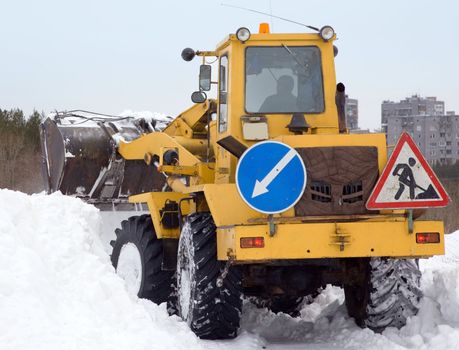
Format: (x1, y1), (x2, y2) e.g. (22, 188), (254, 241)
(236, 27), (251, 43)
(319, 26), (335, 41)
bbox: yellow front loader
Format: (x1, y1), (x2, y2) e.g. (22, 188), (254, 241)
(41, 24), (446, 339)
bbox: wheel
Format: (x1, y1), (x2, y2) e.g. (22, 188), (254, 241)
(344, 258), (422, 332)
(110, 214), (174, 304)
(175, 213), (243, 339)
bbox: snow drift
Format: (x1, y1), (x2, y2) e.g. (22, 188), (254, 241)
(0, 190), (202, 350)
(1, 189), (459, 350)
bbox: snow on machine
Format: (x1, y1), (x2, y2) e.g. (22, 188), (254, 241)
(40, 111), (168, 210)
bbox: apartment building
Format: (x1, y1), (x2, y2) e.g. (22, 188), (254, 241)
(382, 95), (445, 133)
(345, 95), (358, 130)
(386, 113), (459, 165)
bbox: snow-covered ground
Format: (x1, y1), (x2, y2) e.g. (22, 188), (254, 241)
(1, 189), (459, 350)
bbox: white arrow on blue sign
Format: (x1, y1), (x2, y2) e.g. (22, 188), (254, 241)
(236, 141), (307, 214)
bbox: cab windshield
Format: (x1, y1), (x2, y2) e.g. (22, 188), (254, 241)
(245, 46), (324, 114)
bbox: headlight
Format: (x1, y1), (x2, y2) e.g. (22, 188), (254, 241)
(236, 27), (251, 43)
(319, 26), (335, 41)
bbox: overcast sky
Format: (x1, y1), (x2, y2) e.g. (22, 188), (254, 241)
(1, 0), (458, 130)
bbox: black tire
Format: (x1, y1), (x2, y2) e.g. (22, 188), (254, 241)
(110, 214), (174, 304)
(167, 273), (179, 316)
(344, 258), (422, 332)
(175, 213), (243, 339)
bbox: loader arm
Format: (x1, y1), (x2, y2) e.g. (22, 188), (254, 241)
(163, 99), (216, 139)
(119, 132), (204, 165)
(118, 100), (217, 167)
(120, 100), (218, 239)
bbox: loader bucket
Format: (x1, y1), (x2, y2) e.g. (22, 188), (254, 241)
(40, 115), (165, 210)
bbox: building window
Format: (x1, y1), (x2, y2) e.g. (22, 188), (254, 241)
(447, 141), (452, 146)
(430, 150), (436, 156)
(439, 141), (446, 147)
(446, 150), (452, 155)
(416, 125), (422, 131)
(430, 133), (436, 138)
(440, 132), (445, 138)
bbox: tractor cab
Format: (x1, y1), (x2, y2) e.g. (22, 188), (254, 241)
(182, 24), (345, 184)
(185, 24), (341, 142)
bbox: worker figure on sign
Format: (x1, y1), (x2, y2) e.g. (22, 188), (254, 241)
(392, 157), (417, 200)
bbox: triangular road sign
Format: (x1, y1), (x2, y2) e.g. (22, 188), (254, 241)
(366, 132), (449, 209)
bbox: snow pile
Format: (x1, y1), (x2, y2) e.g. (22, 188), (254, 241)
(1, 188), (459, 350)
(0, 190), (200, 350)
(240, 286), (407, 350)
(383, 233), (459, 349)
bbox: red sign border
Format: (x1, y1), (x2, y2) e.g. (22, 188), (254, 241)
(366, 132), (449, 209)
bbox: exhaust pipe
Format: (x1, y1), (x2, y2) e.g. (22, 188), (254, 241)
(336, 82), (347, 134)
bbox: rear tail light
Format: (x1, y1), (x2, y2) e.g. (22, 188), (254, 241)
(416, 232), (440, 244)
(240, 237), (265, 248)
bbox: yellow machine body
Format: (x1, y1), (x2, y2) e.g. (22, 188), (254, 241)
(122, 26), (445, 262)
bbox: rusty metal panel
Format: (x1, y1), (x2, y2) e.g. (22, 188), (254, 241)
(294, 146), (379, 216)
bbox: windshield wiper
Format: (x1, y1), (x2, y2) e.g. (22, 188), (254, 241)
(282, 44), (309, 74)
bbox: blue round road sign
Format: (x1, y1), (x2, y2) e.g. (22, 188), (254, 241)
(236, 141), (307, 214)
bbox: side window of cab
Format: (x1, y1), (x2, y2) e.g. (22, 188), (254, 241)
(218, 55), (229, 133)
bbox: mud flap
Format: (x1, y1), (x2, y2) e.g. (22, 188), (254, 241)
(162, 239), (179, 271)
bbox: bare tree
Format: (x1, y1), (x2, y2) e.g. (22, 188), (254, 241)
(0, 109), (43, 192)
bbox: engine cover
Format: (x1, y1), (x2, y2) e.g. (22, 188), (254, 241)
(294, 146), (379, 216)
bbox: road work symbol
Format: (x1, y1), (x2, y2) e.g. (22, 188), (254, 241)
(236, 141), (307, 214)
(366, 132), (449, 210)
(392, 157), (439, 200)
